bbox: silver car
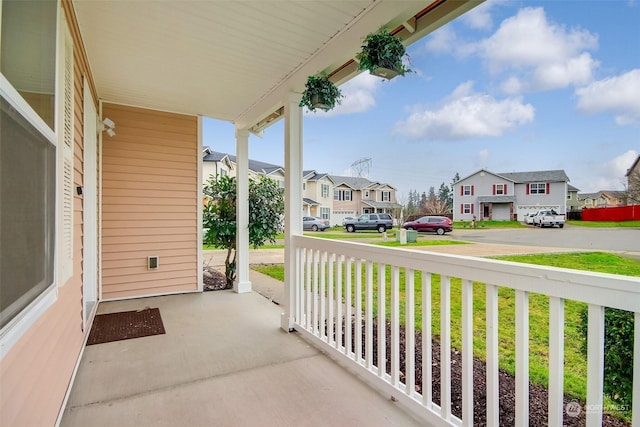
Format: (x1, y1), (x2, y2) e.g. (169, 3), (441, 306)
(303, 216), (330, 231)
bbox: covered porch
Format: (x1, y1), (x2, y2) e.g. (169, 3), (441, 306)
(61, 288), (421, 426)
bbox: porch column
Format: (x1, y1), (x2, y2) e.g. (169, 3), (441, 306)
(234, 128), (251, 293)
(281, 92), (303, 332)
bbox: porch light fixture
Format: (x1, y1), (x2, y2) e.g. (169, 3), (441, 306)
(98, 117), (116, 137)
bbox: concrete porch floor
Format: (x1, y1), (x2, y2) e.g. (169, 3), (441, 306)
(61, 289), (422, 427)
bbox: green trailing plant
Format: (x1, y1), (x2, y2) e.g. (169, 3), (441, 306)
(299, 73), (343, 112)
(203, 174), (284, 288)
(357, 29), (411, 79)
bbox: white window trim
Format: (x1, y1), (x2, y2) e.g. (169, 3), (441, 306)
(463, 203), (472, 214)
(463, 185), (471, 196)
(0, 80), (59, 360)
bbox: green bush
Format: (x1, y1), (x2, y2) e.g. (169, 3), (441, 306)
(579, 307), (634, 408)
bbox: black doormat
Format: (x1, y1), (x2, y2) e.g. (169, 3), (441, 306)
(87, 307), (165, 345)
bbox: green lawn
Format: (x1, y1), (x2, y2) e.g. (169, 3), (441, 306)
(374, 239), (468, 248)
(252, 252), (640, 406)
(567, 220), (640, 228)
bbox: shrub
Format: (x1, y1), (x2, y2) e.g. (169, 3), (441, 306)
(579, 307), (634, 408)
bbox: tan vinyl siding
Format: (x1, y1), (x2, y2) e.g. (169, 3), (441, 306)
(0, 2), (91, 425)
(101, 103), (198, 299)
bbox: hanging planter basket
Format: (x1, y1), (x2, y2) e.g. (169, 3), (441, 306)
(299, 73), (343, 112)
(357, 29), (411, 80)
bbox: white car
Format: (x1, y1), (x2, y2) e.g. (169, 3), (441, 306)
(524, 213), (536, 225)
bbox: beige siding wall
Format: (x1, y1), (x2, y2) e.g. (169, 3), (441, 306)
(101, 104), (198, 299)
(0, 1), (91, 425)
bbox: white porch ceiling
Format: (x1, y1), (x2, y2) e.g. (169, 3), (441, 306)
(73, 0), (481, 130)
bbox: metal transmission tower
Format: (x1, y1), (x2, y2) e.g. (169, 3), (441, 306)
(351, 157), (372, 178)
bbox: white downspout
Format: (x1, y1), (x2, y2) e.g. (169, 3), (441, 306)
(234, 128), (251, 293)
(282, 92), (303, 332)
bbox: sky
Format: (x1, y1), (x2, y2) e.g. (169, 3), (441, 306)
(203, 0), (640, 200)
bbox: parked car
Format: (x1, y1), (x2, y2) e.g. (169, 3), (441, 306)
(532, 210), (565, 228)
(303, 216), (330, 231)
(523, 212), (536, 225)
(344, 213), (393, 233)
(402, 216), (453, 235)
(341, 216), (355, 226)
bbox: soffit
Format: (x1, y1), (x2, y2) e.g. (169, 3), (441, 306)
(73, 0), (481, 130)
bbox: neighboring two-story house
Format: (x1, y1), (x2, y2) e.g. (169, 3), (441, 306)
(626, 154), (640, 205)
(567, 184), (581, 213)
(453, 169), (570, 221)
(578, 190), (627, 209)
(329, 175), (402, 225)
(302, 170), (333, 221)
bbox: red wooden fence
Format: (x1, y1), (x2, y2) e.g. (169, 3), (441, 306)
(581, 205), (640, 221)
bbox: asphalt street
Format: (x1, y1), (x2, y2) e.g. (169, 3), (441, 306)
(451, 225), (640, 253)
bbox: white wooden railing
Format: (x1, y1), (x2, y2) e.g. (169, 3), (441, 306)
(290, 236), (640, 427)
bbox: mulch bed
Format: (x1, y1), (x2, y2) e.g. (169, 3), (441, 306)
(352, 320), (630, 427)
(202, 267), (630, 425)
(203, 267), (228, 291)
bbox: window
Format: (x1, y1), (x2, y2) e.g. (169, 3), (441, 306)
(494, 184), (506, 195)
(382, 191), (391, 201)
(321, 183), (329, 198)
(220, 169), (228, 177)
(1, 0), (70, 350)
(529, 183), (547, 195)
(302, 182), (306, 191)
(320, 207), (330, 220)
(363, 190), (370, 199)
(567, 192), (572, 200)
(278, 180), (285, 189)
(462, 203), (474, 214)
(462, 185), (474, 196)
(334, 189), (352, 201)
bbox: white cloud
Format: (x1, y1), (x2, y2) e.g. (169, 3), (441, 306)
(461, 0), (509, 30)
(576, 69), (640, 125)
(423, 26), (458, 54)
(394, 81), (534, 140)
(305, 73), (381, 118)
(475, 149), (489, 168)
(581, 150), (639, 191)
(474, 7), (599, 92)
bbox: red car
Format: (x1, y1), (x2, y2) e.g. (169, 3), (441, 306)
(402, 216), (453, 235)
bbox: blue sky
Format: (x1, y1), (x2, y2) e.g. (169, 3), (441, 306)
(204, 0), (639, 200)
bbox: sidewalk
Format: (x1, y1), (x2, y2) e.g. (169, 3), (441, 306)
(203, 240), (581, 307)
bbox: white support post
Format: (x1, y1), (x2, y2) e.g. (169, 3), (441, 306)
(281, 92), (303, 332)
(234, 128), (251, 293)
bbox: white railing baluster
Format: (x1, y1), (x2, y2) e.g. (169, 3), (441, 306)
(365, 261), (373, 370)
(336, 255), (343, 352)
(486, 283), (499, 426)
(355, 260), (363, 364)
(377, 263), (386, 379)
(422, 272), (433, 410)
(313, 250), (319, 336)
(586, 304), (604, 427)
(320, 251), (327, 341)
(406, 269), (415, 398)
(305, 248), (312, 330)
(462, 279), (474, 425)
(345, 257), (353, 359)
(633, 312), (640, 427)
(295, 247), (302, 325)
(328, 253), (335, 346)
(515, 289), (529, 427)
(441, 275), (452, 421)
(391, 266), (400, 386)
(548, 296), (565, 426)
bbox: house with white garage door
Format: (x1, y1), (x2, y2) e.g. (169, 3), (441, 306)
(453, 169), (570, 221)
